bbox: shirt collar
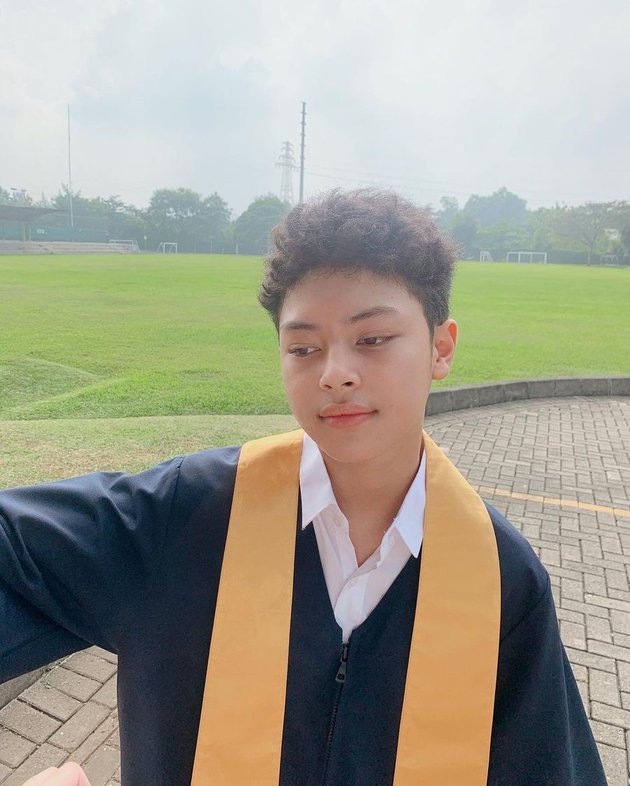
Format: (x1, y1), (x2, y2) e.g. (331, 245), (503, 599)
(299, 432), (426, 558)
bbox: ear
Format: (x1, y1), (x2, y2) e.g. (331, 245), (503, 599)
(431, 319), (458, 381)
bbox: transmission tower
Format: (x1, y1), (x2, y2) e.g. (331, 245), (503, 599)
(276, 141), (296, 204)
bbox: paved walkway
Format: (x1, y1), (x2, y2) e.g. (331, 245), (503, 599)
(1, 395), (629, 785)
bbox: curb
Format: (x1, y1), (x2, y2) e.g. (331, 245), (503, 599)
(0, 667), (50, 708)
(426, 377), (630, 416)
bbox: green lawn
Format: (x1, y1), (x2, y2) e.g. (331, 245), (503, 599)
(1, 254), (628, 422)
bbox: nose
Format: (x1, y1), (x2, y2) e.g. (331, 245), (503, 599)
(318, 346), (361, 391)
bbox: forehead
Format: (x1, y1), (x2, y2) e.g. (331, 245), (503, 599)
(280, 270), (422, 321)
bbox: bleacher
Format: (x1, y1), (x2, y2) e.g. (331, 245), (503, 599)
(0, 241), (137, 255)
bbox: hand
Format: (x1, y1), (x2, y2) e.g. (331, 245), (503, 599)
(21, 762), (92, 786)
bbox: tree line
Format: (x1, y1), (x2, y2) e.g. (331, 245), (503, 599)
(1, 184), (629, 263)
(0, 186), (289, 255)
(432, 188), (630, 265)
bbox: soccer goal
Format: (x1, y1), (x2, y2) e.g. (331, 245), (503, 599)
(109, 239), (140, 253)
(479, 251), (494, 262)
(506, 251), (547, 264)
(157, 242), (178, 254)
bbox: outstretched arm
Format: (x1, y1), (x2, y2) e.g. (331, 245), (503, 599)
(0, 458), (182, 682)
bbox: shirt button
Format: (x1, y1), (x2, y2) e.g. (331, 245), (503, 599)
(348, 578), (357, 588)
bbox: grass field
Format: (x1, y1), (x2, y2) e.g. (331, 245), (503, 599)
(1, 254), (628, 422)
(1, 254), (628, 484)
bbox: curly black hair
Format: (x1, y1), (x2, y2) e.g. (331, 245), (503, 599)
(258, 188), (457, 333)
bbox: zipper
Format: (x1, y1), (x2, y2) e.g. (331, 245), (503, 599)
(321, 643), (349, 785)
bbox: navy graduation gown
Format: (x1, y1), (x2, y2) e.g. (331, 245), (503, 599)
(0, 447), (607, 785)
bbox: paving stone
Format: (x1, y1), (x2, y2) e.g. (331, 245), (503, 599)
(565, 646), (616, 674)
(72, 714), (118, 766)
(592, 701), (630, 729)
(572, 663), (588, 682)
(0, 699), (61, 744)
(21, 681), (82, 721)
(586, 594), (630, 614)
(0, 762), (11, 780)
(613, 632), (630, 651)
(575, 680), (589, 711)
(585, 573), (609, 596)
(589, 669), (621, 707)
(0, 728), (36, 768)
(611, 609), (630, 636)
(560, 620), (586, 650)
(107, 727), (120, 750)
(49, 703), (111, 751)
(92, 677), (117, 710)
(590, 719), (626, 748)
(89, 648), (118, 666)
(606, 569), (630, 592)
(619, 661), (630, 692)
(556, 606), (585, 625)
(586, 615), (613, 643)
(83, 743), (120, 786)
(0, 743), (66, 786)
(596, 742), (628, 786)
(63, 652), (117, 684)
(590, 639), (630, 665)
(44, 667), (100, 702)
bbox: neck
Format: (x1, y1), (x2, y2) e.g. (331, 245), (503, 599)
(322, 436), (423, 565)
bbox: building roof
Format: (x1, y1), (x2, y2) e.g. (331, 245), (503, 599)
(0, 205), (66, 222)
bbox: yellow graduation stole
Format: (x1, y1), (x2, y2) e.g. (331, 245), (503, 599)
(191, 430), (500, 786)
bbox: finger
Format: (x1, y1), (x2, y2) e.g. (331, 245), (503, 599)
(20, 769), (60, 786)
(54, 762), (92, 786)
(21, 762), (92, 786)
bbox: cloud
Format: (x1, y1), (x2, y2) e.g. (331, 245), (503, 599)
(1, 0), (628, 213)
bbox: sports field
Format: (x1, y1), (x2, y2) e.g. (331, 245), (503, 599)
(1, 254), (628, 484)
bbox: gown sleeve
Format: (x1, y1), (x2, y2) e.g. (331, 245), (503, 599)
(0, 457), (182, 682)
(488, 573), (608, 786)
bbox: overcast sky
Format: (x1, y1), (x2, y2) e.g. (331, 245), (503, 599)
(1, 0), (628, 216)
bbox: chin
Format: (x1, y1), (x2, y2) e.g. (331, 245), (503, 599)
(306, 426), (388, 466)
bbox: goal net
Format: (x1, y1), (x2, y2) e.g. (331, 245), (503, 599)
(157, 242), (178, 254)
(109, 239), (140, 253)
(506, 251), (547, 264)
(479, 251), (493, 262)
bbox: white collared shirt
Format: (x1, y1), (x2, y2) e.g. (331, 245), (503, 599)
(300, 432), (426, 643)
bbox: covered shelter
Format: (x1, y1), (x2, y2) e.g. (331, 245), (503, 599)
(0, 205), (67, 242)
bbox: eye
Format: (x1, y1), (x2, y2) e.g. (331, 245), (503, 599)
(288, 346), (319, 357)
(357, 336), (389, 346)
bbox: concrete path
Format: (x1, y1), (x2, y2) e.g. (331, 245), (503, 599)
(1, 395), (629, 785)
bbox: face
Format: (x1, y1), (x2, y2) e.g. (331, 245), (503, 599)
(279, 269), (457, 468)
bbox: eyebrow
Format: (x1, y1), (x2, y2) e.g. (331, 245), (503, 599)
(348, 305), (399, 324)
(280, 305), (399, 332)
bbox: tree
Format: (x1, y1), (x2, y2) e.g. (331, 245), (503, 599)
(435, 196), (460, 231)
(105, 196), (149, 244)
(0, 186), (13, 205)
(147, 188), (203, 239)
(51, 186), (110, 217)
(464, 188), (527, 227)
(197, 193), (231, 247)
(552, 202), (622, 264)
(449, 213), (478, 258)
(146, 188), (231, 251)
(477, 221), (529, 254)
(233, 195), (290, 254)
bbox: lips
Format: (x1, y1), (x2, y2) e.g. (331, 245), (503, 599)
(318, 404), (376, 428)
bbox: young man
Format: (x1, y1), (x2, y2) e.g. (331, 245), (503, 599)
(1, 190), (606, 785)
